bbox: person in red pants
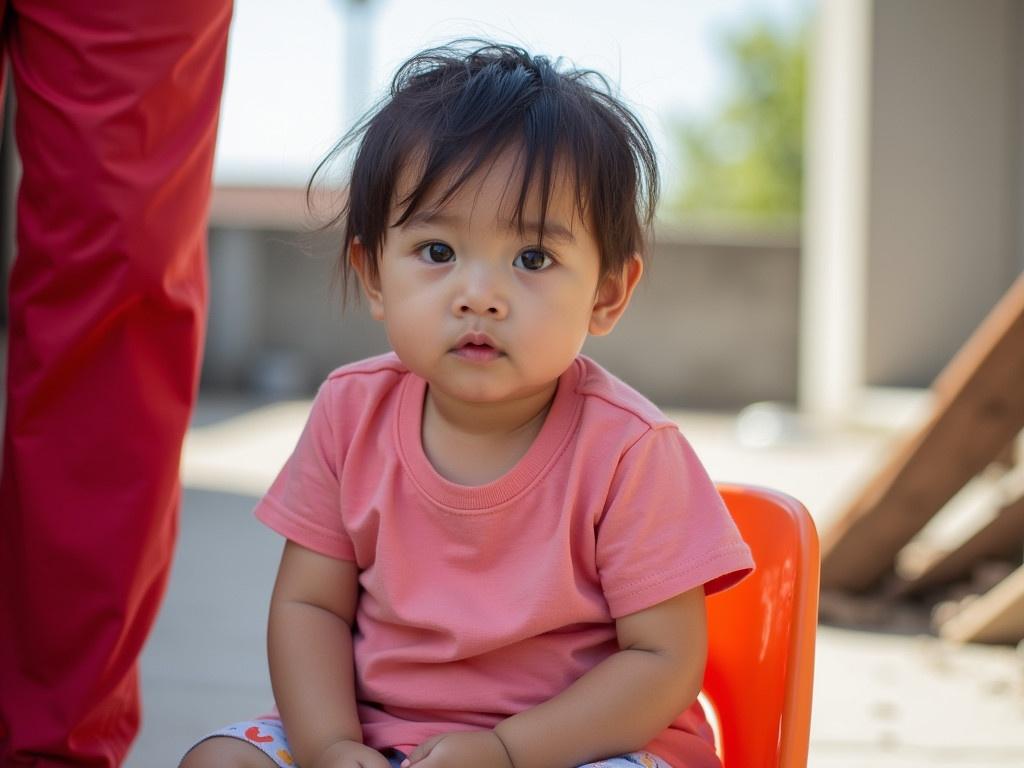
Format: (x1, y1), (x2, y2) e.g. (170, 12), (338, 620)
(0, 2), (233, 765)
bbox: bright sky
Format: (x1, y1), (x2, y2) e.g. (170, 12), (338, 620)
(214, 0), (810, 187)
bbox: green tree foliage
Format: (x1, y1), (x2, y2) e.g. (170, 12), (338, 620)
(668, 16), (808, 225)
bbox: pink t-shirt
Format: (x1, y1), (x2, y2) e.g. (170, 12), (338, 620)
(255, 353), (753, 768)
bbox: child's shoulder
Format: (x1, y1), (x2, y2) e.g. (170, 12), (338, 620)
(325, 351), (407, 381)
(573, 356), (677, 433)
(318, 352), (409, 403)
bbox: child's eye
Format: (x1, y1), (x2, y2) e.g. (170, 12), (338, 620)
(513, 249), (553, 271)
(418, 242), (455, 263)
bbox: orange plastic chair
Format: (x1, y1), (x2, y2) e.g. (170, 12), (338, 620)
(702, 484), (820, 768)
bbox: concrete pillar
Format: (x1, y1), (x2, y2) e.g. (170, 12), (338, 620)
(864, 0), (1021, 389)
(800, 0), (1022, 421)
(799, 0), (873, 420)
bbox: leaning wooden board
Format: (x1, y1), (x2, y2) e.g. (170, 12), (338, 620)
(820, 272), (1024, 592)
(894, 494), (1024, 596)
(939, 563), (1024, 644)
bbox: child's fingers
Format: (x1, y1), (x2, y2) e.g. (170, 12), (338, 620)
(402, 734), (447, 767)
(364, 748), (394, 768)
(311, 740), (391, 768)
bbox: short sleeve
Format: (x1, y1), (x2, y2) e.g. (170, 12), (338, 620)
(595, 426), (753, 618)
(253, 382), (356, 561)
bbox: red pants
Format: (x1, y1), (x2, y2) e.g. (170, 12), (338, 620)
(0, 2), (232, 765)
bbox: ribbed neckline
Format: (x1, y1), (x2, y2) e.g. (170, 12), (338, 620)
(395, 360), (584, 511)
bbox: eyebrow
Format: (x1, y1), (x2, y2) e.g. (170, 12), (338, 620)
(399, 210), (577, 243)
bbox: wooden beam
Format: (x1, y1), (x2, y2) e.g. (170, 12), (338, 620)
(820, 272), (1024, 591)
(939, 564), (1024, 644)
(893, 494), (1024, 596)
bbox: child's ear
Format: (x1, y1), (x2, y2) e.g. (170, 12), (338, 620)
(349, 239), (385, 321)
(589, 254), (643, 336)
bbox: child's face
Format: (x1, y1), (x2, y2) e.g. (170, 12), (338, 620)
(352, 149), (639, 408)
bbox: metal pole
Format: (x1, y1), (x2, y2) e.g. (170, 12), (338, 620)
(339, 0), (374, 130)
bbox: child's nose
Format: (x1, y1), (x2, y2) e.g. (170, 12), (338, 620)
(452, 267), (509, 319)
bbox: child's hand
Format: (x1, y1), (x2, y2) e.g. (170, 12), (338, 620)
(402, 731), (514, 768)
(312, 739), (392, 768)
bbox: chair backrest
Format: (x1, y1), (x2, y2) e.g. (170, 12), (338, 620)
(703, 484), (820, 768)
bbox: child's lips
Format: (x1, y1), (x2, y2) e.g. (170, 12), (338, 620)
(452, 342), (502, 362)
(452, 333), (503, 362)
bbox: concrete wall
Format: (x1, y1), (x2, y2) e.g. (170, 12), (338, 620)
(801, 0), (1023, 420)
(202, 226), (800, 409)
(865, 0), (1023, 387)
(585, 231), (799, 408)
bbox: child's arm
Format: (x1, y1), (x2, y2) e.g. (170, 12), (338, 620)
(268, 540), (389, 768)
(406, 586), (708, 768)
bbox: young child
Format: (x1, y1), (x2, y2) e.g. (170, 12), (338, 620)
(181, 40), (753, 768)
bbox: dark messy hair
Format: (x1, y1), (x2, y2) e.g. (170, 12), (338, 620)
(310, 39), (659, 291)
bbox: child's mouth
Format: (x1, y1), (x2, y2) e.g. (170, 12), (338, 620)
(453, 342), (502, 362)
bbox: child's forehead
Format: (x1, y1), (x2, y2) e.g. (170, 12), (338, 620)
(391, 147), (589, 230)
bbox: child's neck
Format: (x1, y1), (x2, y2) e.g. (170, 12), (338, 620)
(421, 382), (557, 486)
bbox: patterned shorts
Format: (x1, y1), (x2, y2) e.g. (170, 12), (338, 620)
(188, 719), (673, 768)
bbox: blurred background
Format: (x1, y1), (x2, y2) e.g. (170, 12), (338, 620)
(202, 0), (811, 409)
(6, 0), (1019, 416)
(2, 0), (1024, 765)
(197, 0), (1022, 423)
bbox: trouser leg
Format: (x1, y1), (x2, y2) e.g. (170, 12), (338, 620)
(0, 1), (232, 764)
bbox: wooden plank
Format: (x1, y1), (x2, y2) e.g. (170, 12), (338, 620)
(820, 272), (1024, 591)
(894, 494), (1024, 596)
(939, 563), (1024, 644)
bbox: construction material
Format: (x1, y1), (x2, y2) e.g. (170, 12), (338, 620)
(938, 563), (1024, 644)
(820, 272), (1024, 592)
(894, 495), (1024, 596)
